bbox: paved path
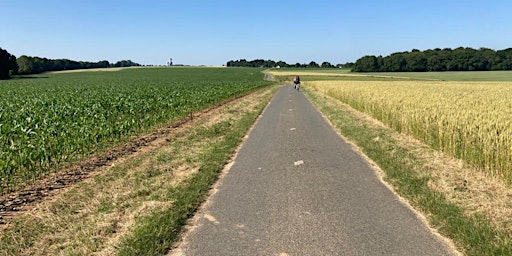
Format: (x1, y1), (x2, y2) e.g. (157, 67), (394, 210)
(173, 86), (455, 256)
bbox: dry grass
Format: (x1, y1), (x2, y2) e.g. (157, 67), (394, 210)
(47, 67), (125, 74)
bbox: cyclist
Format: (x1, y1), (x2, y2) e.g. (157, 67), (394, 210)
(293, 76), (300, 90)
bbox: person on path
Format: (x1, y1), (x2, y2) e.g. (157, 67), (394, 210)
(293, 75), (300, 90)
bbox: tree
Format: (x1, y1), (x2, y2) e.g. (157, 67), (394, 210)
(276, 61), (288, 68)
(382, 52), (407, 71)
(308, 61), (319, 68)
(353, 55), (381, 72)
(0, 47), (18, 79)
(321, 61), (334, 68)
(405, 51), (427, 71)
(352, 47), (512, 72)
(113, 60), (140, 67)
(17, 55), (34, 74)
(9, 54), (18, 76)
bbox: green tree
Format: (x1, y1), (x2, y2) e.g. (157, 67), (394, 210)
(276, 61), (288, 68)
(321, 61), (334, 68)
(405, 50), (428, 71)
(0, 47), (17, 79)
(9, 54), (18, 76)
(382, 52), (407, 71)
(308, 61), (319, 68)
(353, 55), (381, 72)
(16, 55), (34, 74)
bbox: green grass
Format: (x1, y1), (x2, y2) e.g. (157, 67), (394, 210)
(0, 67), (272, 193)
(304, 87), (512, 255)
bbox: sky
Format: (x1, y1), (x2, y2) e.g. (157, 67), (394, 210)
(2, 0), (512, 66)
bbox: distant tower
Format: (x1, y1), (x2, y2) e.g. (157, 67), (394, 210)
(169, 58), (173, 66)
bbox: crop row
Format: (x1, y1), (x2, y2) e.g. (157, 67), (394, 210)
(0, 67), (270, 193)
(308, 80), (512, 182)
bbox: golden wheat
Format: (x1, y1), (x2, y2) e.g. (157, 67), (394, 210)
(308, 80), (512, 181)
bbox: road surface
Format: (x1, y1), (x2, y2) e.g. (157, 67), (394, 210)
(172, 85), (456, 256)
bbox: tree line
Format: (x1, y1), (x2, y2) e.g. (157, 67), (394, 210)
(226, 59), (354, 69)
(352, 47), (512, 72)
(0, 47), (141, 79)
(16, 56), (141, 75)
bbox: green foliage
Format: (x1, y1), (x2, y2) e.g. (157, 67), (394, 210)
(353, 47), (512, 72)
(16, 55), (138, 75)
(0, 67), (271, 193)
(112, 60), (140, 67)
(227, 59), (343, 68)
(0, 47), (17, 79)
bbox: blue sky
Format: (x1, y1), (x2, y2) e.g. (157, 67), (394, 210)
(2, 0), (511, 66)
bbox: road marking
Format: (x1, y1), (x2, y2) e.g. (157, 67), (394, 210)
(294, 160), (304, 166)
(204, 213), (220, 224)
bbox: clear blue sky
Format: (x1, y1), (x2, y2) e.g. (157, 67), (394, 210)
(2, 0), (511, 66)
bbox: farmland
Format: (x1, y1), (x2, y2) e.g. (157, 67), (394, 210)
(274, 69), (512, 255)
(0, 67), (271, 193)
(306, 80), (512, 182)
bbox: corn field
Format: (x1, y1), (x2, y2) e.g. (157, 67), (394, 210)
(309, 80), (512, 182)
(0, 67), (270, 193)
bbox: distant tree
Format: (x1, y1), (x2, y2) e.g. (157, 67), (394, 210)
(308, 61), (319, 68)
(17, 55), (33, 74)
(321, 61), (334, 68)
(98, 60), (110, 68)
(352, 47), (512, 72)
(113, 60), (140, 67)
(9, 54), (18, 76)
(276, 61), (288, 68)
(337, 62), (354, 69)
(382, 52), (406, 71)
(226, 60), (236, 67)
(405, 51), (427, 71)
(352, 55), (381, 72)
(227, 59), (346, 69)
(0, 47), (18, 79)
(16, 55), (117, 74)
(496, 48), (512, 70)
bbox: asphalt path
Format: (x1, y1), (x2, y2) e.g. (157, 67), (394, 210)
(172, 85), (455, 256)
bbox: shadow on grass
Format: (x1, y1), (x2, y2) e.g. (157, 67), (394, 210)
(11, 76), (49, 79)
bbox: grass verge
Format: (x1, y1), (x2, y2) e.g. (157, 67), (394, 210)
(304, 87), (512, 256)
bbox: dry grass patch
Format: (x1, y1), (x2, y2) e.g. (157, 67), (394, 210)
(47, 67), (125, 74)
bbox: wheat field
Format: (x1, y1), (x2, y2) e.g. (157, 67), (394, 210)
(308, 80), (512, 182)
